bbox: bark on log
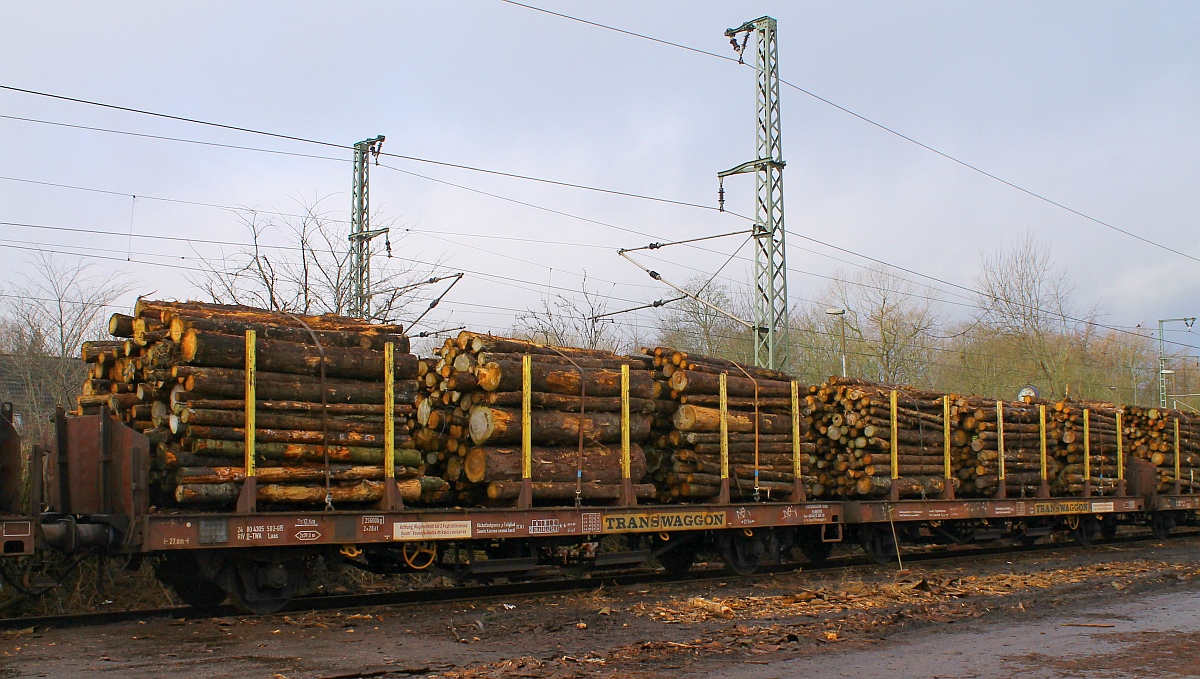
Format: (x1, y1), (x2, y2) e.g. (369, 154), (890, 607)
(474, 360), (654, 398)
(174, 476), (446, 504)
(476, 351), (651, 371)
(468, 406), (652, 446)
(170, 315), (409, 352)
(181, 329), (419, 380)
(179, 399), (396, 415)
(181, 424), (410, 448)
(186, 438), (424, 465)
(672, 405), (791, 434)
(178, 408), (385, 434)
(855, 475), (951, 496)
(108, 314), (136, 338)
(179, 377), (418, 404)
(463, 443), (647, 484)
(483, 390), (665, 413)
(668, 370), (792, 398)
(175, 464), (421, 484)
(485, 481), (655, 501)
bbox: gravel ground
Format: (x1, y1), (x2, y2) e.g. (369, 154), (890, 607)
(2, 534), (1199, 679)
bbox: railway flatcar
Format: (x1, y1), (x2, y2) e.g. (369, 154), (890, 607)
(0, 301), (1194, 614)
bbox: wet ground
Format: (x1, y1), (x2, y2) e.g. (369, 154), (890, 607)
(2, 535), (1199, 678)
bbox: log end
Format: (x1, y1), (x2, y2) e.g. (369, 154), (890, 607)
(476, 362), (502, 392)
(180, 328), (199, 363)
(464, 447), (488, 484)
(469, 406), (497, 445)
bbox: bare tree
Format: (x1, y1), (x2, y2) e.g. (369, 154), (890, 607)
(974, 233), (1098, 397)
(190, 195), (442, 324)
(514, 273), (621, 351)
(0, 253), (133, 441)
(654, 277), (753, 362)
(796, 264), (941, 385)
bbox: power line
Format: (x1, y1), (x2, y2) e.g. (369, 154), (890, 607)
(0, 174), (352, 224)
(1, 89), (1187, 351)
(0, 92), (718, 213)
(0, 114), (346, 164)
(0, 85), (346, 150)
(497, 1), (1200, 265)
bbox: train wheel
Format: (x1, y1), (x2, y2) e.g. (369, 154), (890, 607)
(154, 553), (227, 609)
(1099, 515), (1118, 540)
(859, 525), (896, 565)
(1070, 516), (1099, 547)
(794, 526), (833, 564)
(651, 534), (696, 576)
(1151, 513), (1174, 540)
(227, 557), (306, 615)
(169, 578), (229, 609)
(721, 530), (764, 576)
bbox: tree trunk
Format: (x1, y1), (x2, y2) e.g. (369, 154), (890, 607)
(181, 329), (419, 380)
(668, 370), (792, 398)
(170, 315), (409, 352)
(485, 480), (656, 501)
(484, 390), (665, 413)
(463, 444), (647, 484)
(468, 406), (652, 446)
(181, 424), (410, 448)
(672, 405), (791, 434)
(474, 360), (654, 398)
(179, 376), (418, 404)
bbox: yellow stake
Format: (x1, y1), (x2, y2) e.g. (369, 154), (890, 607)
(942, 395), (951, 481)
(719, 373), (729, 480)
(1083, 408), (1091, 482)
(1175, 418), (1181, 484)
(791, 381), (801, 481)
(244, 330), (256, 478)
(522, 355), (532, 481)
(1116, 411), (1124, 480)
(620, 364), (631, 480)
(384, 342), (395, 480)
(996, 401), (1005, 482)
(890, 390), (898, 480)
(1039, 404), (1047, 482)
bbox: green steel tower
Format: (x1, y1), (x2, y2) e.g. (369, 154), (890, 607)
(719, 17), (789, 371)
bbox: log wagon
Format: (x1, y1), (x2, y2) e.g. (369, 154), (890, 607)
(0, 301), (1195, 614)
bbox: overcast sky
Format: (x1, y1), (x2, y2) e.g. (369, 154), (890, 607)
(1, 1), (1197, 353)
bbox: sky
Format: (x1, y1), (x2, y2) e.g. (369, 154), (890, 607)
(0, 1), (1197, 354)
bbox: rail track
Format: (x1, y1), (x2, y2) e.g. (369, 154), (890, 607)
(2, 528), (1193, 632)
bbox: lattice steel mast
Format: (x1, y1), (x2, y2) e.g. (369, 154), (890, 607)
(719, 16), (789, 371)
(349, 135), (387, 319)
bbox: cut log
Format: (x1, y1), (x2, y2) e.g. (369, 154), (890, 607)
(181, 424), (410, 448)
(483, 390), (665, 413)
(187, 438), (423, 466)
(485, 481), (656, 501)
(174, 476), (447, 504)
(175, 464), (422, 484)
(170, 315), (409, 352)
(468, 406), (652, 446)
(672, 405), (791, 434)
(474, 360), (654, 398)
(181, 329), (419, 380)
(178, 408), (385, 434)
(668, 370), (791, 398)
(463, 443), (647, 484)
(179, 376), (418, 404)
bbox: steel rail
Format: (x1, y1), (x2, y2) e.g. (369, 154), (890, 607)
(0, 529), (1194, 631)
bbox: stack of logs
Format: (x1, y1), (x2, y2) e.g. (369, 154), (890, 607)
(806, 378), (958, 498)
(806, 377), (1200, 499)
(416, 331), (668, 505)
(645, 347), (815, 502)
(1124, 406), (1200, 493)
(79, 300), (451, 507)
